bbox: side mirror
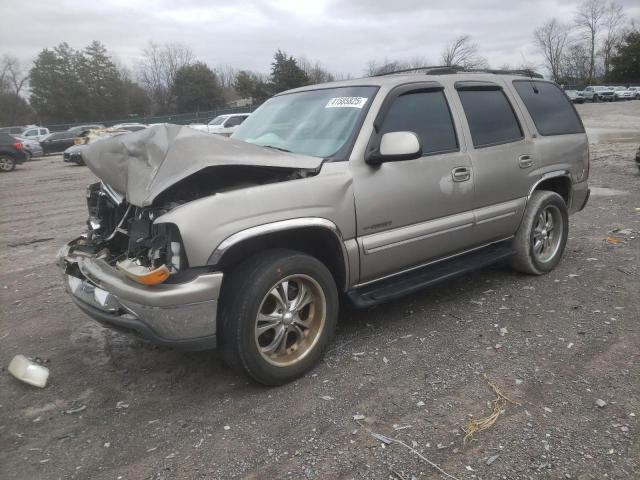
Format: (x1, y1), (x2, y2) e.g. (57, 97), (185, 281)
(366, 131), (422, 165)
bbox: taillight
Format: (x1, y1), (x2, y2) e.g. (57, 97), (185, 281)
(13, 142), (23, 150)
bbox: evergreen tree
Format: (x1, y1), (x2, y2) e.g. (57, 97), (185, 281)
(609, 29), (640, 82)
(78, 41), (126, 120)
(170, 62), (224, 112)
(234, 70), (272, 104)
(270, 50), (308, 93)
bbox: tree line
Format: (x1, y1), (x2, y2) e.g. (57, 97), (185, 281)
(0, 43), (339, 126)
(2, 11), (639, 128)
(533, 0), (639, 84)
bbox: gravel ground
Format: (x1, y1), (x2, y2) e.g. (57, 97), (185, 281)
(0, 102), (639, 480)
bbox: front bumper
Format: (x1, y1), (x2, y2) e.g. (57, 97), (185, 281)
(58, 238), (222, 350)
(63, 152), (82, 163)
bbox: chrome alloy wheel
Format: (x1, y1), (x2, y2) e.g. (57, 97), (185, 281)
(532, 204), (563, 263)
(255, 275), (326, 367)
(0, 157), (15, 171)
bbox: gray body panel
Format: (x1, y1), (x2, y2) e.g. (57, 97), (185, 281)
(159, 73), (589, 289)
(61, 72), (590, 347)
(157, 162), (356, 268)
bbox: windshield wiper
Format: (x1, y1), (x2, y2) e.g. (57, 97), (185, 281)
(261, 145), (292, 153)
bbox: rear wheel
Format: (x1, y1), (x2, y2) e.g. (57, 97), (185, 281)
(220, 249), (339, 385)
(0, 155), (16, 172)
(510, 191), (568, 275)
(592, 94), (599, 103)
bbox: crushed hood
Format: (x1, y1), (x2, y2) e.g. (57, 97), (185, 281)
(83, 124), (324, 206)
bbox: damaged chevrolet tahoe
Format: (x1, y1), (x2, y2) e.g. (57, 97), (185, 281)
(59, 68), (590, 385)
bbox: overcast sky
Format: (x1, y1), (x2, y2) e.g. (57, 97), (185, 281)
(1, 0), (639, 77)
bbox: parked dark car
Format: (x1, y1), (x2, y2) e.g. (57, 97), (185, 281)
(635, 146), (640, 173)
(40, 131), (81, 154)
(564, 90), (585, 104)
(0, 133), (28, 172)
(63, 144), (85, 165)
(11, 135), (44, 158)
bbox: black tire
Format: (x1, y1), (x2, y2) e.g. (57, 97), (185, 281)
(220, 249), (339, 385)
(0, 155), (16, 172)
(510, 191), (569, 275)
(592, 94), (599, 103)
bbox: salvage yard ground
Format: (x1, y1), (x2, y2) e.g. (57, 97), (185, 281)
(1, 102), (639, 479)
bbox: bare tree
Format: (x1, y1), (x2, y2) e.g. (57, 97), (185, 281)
(215, 64), (238, 89)
(562, 43), (592, 83)
(364, 56), (433, 76)
(137, 42), (194, 113)
(440, 35), (488, 69)
(296, 56), (335, 84)
(0, 55), (29, 96)
(601, 2), (625, 77)
(574, 0), (607, 82)
(534, 19), (571, 81)
(364, 58), (408, 76)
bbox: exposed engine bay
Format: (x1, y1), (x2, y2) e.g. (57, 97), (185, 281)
(74, 182), (186, 277)
(68, 124), (325, 283)
(75, 163), (312, 281)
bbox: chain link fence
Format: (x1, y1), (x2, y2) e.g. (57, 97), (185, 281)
(45, 105), (256, 132)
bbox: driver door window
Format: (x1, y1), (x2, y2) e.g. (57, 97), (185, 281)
(380, 90), (458, 155)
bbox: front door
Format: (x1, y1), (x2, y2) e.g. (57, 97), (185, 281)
(352, 85), (476, 283)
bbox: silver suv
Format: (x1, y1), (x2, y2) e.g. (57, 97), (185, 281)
(59, 69), (590, 384)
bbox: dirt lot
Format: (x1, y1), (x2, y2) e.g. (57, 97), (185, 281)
(1, 102), (639, 480)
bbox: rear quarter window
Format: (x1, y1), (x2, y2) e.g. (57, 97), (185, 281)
(513, 81), (584, 136)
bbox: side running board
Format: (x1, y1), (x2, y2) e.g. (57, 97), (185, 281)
(347, 240), (515, 308)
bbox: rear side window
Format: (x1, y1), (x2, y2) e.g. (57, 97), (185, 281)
(0, 133), (13, 143)
(225, 116), (245, 127)
(513, 81), (584, 136)
(380, 90), (458, 155)
(457, 88), (523, 148)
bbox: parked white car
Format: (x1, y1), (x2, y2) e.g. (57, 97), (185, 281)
(190, 113), (250, 136)
(627, 87), (640, 99)
(21, 126), (50, 141)
(612, 86), (634, 101)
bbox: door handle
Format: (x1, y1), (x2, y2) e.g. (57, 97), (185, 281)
(518, 154), (533, 168)
(451, 167), (471, 182)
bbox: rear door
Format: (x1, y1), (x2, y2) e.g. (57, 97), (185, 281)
(352, 83), (475, 282)
(453, 81), (533, 243)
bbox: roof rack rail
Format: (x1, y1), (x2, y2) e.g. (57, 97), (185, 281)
(373, 65), (544, 79)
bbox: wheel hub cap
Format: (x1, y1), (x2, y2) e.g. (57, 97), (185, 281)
(532, 205), (563, 263)
(254, 275), (327, 367)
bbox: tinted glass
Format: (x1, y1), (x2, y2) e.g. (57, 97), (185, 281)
(513, 81), (584, 136)
(458, 89), (523, 148)
(225, 116), (244, 127)
(0, 133), (13, 144)
(380, 90), (458, 155)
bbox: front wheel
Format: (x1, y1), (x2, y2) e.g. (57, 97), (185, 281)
(220, 249), (339, 385)
(510, 191), (569, 275)
(0, 155), (16, 172)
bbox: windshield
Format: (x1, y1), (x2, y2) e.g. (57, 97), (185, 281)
(208, 116), (226, 126)
(232, 86), (377, 158)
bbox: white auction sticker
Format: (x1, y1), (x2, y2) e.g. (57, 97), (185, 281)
(325, 97), (368, 109)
